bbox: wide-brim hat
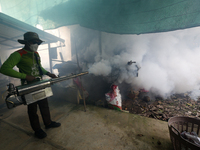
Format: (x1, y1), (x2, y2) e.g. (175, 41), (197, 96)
(18, 32), (44, 45)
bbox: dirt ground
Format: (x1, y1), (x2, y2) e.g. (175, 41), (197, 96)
(0, 96), (173, 150)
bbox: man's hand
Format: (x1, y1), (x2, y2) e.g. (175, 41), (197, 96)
(25, 75), (36, 81)
(47, 72), (57, 78)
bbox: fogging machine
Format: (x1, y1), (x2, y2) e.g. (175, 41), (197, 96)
(5, 72), (88, 109)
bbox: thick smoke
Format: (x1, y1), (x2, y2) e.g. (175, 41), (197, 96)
(86, 27), (200, 98)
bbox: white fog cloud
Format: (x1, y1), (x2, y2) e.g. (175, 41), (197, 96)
(87, 26), (200, 98)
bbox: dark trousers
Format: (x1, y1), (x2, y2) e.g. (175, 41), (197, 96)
(27, 98), (51, 131)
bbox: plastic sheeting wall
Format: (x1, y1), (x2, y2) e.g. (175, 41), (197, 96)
(1, 0), (200, 34)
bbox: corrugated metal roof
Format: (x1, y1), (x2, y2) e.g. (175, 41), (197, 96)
(0, 12), (65, 50)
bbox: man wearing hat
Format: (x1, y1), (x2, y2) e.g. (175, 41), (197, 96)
(0, 32), (61, 139)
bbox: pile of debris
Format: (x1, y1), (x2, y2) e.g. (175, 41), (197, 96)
(122, 90), (200, 121)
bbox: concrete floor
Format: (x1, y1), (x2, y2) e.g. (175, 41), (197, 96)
(0, 97), (173, 150)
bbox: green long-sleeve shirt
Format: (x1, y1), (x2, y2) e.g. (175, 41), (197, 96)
(0, 49), (48, 80)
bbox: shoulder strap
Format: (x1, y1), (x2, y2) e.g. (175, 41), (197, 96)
(34, 52), (43, 76)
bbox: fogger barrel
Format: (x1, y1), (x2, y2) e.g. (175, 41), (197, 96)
(16, 71), (89, 96)
(5, 71), (88, 108)
(4, 71), (89, 108)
